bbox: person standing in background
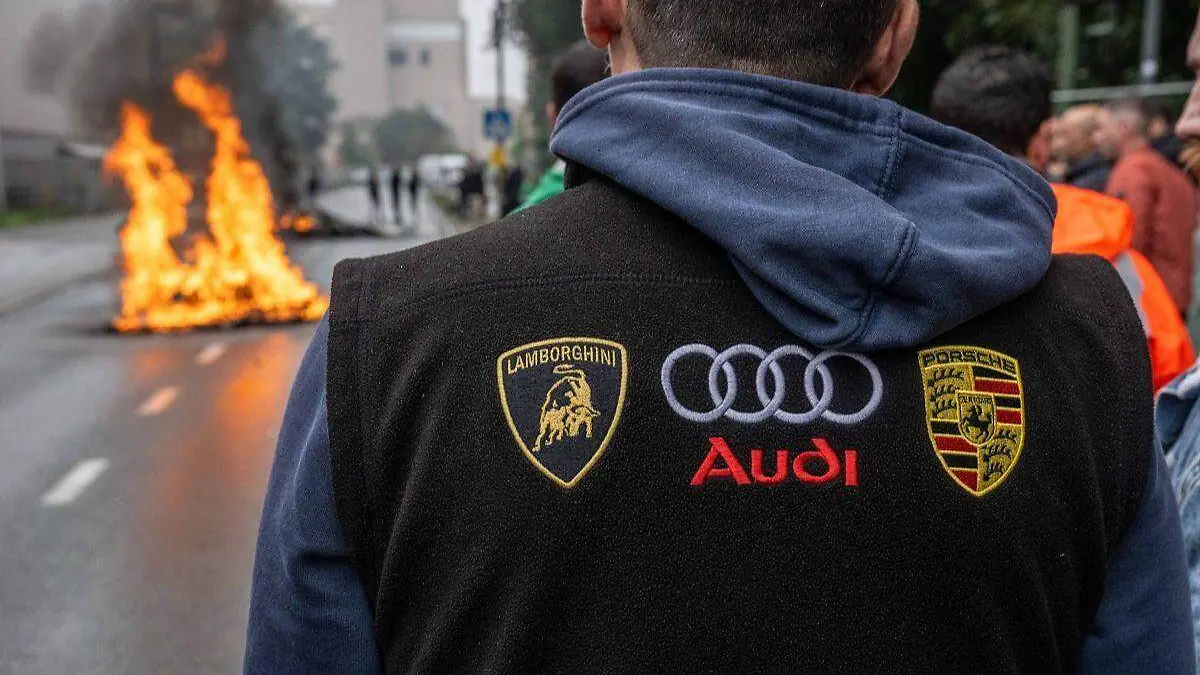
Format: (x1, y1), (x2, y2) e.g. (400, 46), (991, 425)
(1053, 105), (1114, 192)
(501, 164), (525, 214)
(306, 166), (321, 208)
(408, 166), (420, 213)
(366, 166), (382, 225)
(390, 167), (403, 226)
(458, 158), (485, 219)
(1098, 99), (1199, 316)
(512, 40), (610, 213)
(1145, 99), (1186, 170)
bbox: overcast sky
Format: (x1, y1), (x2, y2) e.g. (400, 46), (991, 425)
(459, 0), (528, 101)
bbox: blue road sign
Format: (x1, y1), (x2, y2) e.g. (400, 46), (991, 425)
(484, 108), (513, 141)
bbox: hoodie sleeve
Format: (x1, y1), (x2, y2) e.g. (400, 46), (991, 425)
(1075, 438), (1196, 675)
(1158, 362), (1200, 666)
(244, 318), (381, 675)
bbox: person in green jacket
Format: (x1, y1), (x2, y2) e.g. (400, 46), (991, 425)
(513, 40), (610, 213)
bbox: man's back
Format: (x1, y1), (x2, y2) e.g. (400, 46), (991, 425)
(246, 3), (1194, 670)
(327, 176), (1174, 674)
(1107, 147), (1199, 311)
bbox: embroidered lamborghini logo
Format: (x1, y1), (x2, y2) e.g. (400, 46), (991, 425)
(919, 346), (1025, 497)
(497, 338), (628, 488)
(533, 364), (600, 452)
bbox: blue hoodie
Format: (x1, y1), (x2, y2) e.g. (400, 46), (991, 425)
(245, 69), (1193, 674)
(550, 69), (1055, 350)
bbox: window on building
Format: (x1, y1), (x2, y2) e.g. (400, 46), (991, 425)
(388, 47), (408, 67)
(419, 48), (431, 66)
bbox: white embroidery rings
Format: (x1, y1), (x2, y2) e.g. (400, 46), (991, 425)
(661, 343), (884, 425)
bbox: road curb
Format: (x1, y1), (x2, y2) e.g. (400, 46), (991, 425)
(0, 265), (114, 318)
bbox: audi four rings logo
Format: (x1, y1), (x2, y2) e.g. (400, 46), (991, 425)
(661, 344), (884, 425)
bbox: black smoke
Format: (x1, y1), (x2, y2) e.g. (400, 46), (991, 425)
(69, 0), (310, 210)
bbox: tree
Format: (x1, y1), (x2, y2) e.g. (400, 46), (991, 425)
(249, 10), (339, 194)
(510, 0), (1200, 122)
(508, 0), (583, 169)
(887, 0), (1198, 112)
(338, 120), (376, 167)
(372, 107), (459, 165)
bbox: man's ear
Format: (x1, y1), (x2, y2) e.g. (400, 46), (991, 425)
(582, 0), (640, 74)
(851, 0), (920, 96)
(582, 0), (625, 49)
(545, 102), (559, 128)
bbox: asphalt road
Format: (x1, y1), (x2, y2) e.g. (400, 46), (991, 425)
(0, 231), (436, 674)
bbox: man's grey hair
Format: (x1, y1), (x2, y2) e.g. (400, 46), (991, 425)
(1109, 98), (1150, 137)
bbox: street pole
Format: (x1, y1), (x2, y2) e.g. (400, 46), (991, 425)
(1057, 1), (1080, 107)
(496, 0), (506, 113)
(492, 0), (508, 217)
(0, 118), (8, 214)
(1140, 0), (1164, 87)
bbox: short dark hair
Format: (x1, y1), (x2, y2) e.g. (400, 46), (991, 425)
(625, 0), (898, 87)
(1141, 97), (1175, 126)
(930, 47), (1055, 156)
(552, 40), (609, 112)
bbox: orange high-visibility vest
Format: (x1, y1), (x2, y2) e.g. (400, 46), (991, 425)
(1052, 184), (1195, 390)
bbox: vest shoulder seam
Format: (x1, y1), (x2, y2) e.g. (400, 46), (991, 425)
(340, 273), (744, 324)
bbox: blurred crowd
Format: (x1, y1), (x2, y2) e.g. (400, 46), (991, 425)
(1050, 96), (1200, 387)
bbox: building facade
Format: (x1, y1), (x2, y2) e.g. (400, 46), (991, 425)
(291, 0), (496, 161)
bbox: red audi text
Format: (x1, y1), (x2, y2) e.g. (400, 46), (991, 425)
(691, 437), (860, 487)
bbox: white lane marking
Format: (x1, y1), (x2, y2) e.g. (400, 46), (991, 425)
(195, 342), (228, 366)
(41, 459), (110, 507)
(137, 386), (179, 417)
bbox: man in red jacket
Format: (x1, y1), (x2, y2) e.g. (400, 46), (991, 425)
(1097, 99), (1200, 315)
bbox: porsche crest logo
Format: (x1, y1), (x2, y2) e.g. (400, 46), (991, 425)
(497, 338), (628, 489)
(919, 346), (1025, 497)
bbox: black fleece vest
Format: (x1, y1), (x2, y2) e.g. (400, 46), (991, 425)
(328, 173), (1153, 675)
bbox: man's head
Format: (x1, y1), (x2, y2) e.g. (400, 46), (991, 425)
(1176, 12), (1200, 143)
(547, 40), (609, 127)
(1094, 99), (1149, 159)
(1143, 98), (1175, 139)
(929, 47), (1055, 170)
(1177, 12), (1200, 179)
(1053, 105), (1108, 164)
(580, 0), (919, 96)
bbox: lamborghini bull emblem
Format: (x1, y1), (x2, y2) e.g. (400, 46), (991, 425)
(498, 338), (628, 488)
(919, 346), (1026, 497)
(533, 364), (600, 452)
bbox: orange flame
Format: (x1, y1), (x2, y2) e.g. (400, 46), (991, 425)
(281, 212), (316, 233)
(104, 69), (327, 332)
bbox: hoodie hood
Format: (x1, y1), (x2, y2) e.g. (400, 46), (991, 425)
(550, 69), (1056, 351)
(1050, 183), (1133, 260)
